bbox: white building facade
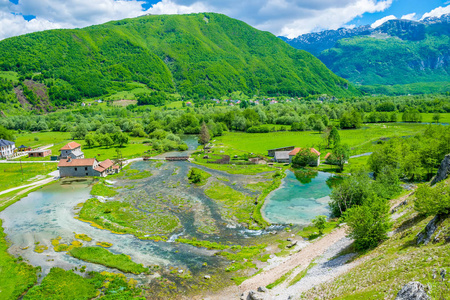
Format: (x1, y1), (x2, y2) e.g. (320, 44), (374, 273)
(0, 139), (15, 158)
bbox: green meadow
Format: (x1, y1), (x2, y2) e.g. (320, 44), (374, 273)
(0, 163), (56, 192)
(214, 123), (429, 156)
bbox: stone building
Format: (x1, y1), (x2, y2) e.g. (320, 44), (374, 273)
(59, 142), (84, 159)
(58, 158), (116, 177)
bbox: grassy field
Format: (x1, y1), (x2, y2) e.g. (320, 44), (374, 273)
(0, 163), (56, 192)
(214, 123), (428, 156)
(421, 113), (450, 124)
(13, 131), (152, 161)
(69, 247), (148, 274)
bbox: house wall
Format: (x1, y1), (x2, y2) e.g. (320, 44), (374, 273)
(0, 144), (15, 158)
(60, 148), (84, 159)
(268, 146), (295, 157)
(59, 165), (97, 177)
(29, 150), (52, 157)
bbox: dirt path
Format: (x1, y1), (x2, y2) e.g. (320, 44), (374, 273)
(239, 226), (347, 293)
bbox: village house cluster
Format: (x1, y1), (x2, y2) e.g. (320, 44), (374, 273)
(57, 142), (120, 177)
(268, 146), (326, 166)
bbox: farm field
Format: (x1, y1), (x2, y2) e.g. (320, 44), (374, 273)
(214, 123), (430, 156)
(0, 163), (56, 192)
(13, 132), (152, 161)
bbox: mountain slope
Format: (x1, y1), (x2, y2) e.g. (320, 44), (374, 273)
(0, 13), (357, 104)
(282, 15), (450, 86)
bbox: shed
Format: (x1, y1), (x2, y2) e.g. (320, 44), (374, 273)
(274, 151), (291, 163)
(29, 149), (52, 158)
(267, 146), (295, 157)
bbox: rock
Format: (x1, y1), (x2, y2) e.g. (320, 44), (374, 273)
(287, 238), (292, 242)
(178, 269), (184, 274)
(204, 275), (211, 280)
(441, 269), (446, 280)
(395, 282), (430, 300)
(247, 290), (265, 300)
(431, 154), (450, 185)
(416, 214), (443, 245)
(287, 240), (298, 248)
(257, 286), (268, 293)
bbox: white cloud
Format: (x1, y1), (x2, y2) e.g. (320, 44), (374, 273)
(401, 13), (416, 20)
(149, 0), (394, 38)
(0, 0), (395, 40)
(421, 4), (450, 20)
(371, 14), (396, 28)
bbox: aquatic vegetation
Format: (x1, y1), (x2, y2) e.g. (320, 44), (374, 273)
(90, 181), (118, 197)
(33, 244), (48, 253)
(187, 167), (211, 185)
(176, 238), (229, 250)
(23, 268), (98, 300)
(69, 247), (148, 274)
(52, 238), (83, 252)
(24, 267), (141, 299)
(205, 182), (256, 227)
(75, 233), (92, 242)
(96, 241), (113, 248)
(124, 169), (152, 180)
(78, 198), (181, 239)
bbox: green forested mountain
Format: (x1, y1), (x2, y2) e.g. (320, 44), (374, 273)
(282, 15), (450, 88)
(0, 13), (357, 105)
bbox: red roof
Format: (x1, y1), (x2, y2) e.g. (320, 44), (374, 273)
(58, 158), (97, 167)
(60, 142), (81, 151)
(289, 147), (321, 156)
(324, 152), (331, 159)
(94, 159), (114, 173)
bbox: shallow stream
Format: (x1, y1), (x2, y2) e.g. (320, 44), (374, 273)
(0, 155), (336, 278)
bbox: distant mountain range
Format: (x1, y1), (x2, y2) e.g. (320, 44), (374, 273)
(281, 14), (450, 87)
(0, 13), (358, 105)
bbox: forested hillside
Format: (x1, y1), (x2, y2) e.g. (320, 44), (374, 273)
(0, 13), (357, 107)
(282, 15), (450, 88)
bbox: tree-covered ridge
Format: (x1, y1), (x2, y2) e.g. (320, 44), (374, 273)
(319, 34), (450, 85)
(0, 13), (357, 104)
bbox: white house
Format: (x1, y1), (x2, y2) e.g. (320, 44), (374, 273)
(59, 142), (84, 159)
(0, 139), (15, 158)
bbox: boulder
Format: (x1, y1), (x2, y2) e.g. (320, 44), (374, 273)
(247, 290), (265, 300)
(204, 275), (211, 280)
(257, 286), (268, 293)
(287, 240), (298, 248)
(417, 214), (443, 245)
(431, 154), (450, 185)
(395, 282), (430, 300)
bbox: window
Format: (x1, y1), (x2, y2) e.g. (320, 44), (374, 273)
(75, 167), (77, 171)
(85, 167), (87, 171)
(86, 173), (88, 176)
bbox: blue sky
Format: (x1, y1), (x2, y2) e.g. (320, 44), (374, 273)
(0, 0), (449, 40)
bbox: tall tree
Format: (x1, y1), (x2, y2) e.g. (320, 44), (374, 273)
(199, 122), (210, 148)
(328, 126), (340, 148)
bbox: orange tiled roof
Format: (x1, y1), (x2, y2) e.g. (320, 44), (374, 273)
(95, 159), (114, 173)
(60, 142), (81, 151)
(58, 158), (97, 167)
(289, 147), (321, 156)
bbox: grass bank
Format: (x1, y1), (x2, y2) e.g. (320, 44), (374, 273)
(69, 247), (148, 274)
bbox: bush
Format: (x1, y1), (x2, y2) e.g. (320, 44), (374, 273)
(312, 215), (327, 235)
(291, 148), (318, 168)
(343, 197), (391, 251)
(414, 181), (450, 216)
